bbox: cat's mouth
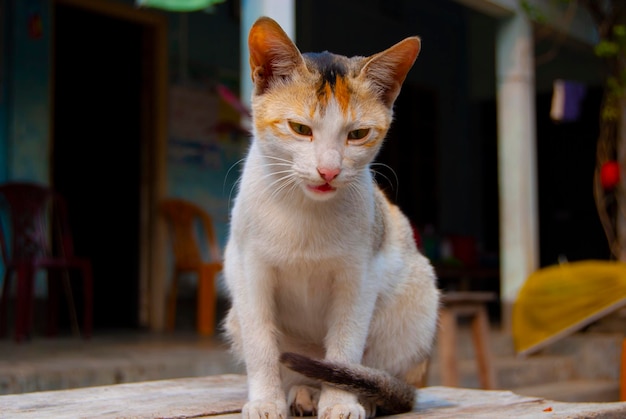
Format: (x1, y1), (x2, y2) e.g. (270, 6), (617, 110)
(307, 183), (337, 194)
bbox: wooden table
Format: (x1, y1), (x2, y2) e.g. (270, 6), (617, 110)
(2, 374), (626, 418)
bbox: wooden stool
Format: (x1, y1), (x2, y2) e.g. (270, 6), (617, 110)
(438, 291), (497, 389)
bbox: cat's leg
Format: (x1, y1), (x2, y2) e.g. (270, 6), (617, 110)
(363, 264), (439, 383)
(317, 268), (378, 419)
(225, 255), (287, 419)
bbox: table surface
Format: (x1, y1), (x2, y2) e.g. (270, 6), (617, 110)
(1, 374), (625, 419)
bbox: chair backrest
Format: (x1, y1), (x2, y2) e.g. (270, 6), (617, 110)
(0, 182), (76, 264)
(160, 198), (221, 270)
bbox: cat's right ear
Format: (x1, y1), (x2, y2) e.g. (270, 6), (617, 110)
(248, 17), (305, 95)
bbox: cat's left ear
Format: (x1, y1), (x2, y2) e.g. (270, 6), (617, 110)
(360, 37), (421, 107)
(248, 17), (305, 95)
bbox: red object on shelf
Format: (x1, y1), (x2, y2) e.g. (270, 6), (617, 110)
(28, 13), (43, 39)
(449, 235), (478, 268)
(600, 160), (620, 190)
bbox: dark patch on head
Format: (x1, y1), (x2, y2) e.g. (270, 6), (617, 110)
(304, 52), (349, 96)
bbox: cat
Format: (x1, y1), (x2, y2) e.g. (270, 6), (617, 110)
(223, 16), (440, 419)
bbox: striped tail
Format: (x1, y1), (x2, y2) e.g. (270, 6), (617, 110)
(279, 352), (415, 415)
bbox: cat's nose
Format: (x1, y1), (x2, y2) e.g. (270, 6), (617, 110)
(317, 167), (340, 182)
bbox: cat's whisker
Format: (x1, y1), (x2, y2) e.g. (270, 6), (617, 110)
(260, 170), (296, 184)
(265, 171), (297, 194)
(370, 168), (396, 199)
(268, 174), (298, 201)
(347, 182), (366, 204)
(284, 180), (300, 201)
(371, 163), (400, 201)
(262, 163), (293, 168)
(371, 163), (399, 190)
(273, 177), (299, 200)
(261, 167), (294, 174)
(227, 176), (244, 214)
(224, 158), (247, 214)
(254, 160), (295, 180)
(253, 157), (300, 200)
(224, 158), (247, 194)
(261, 155), (294, 165)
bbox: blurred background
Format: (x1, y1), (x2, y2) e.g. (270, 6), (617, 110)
(0, 0), (615, 338)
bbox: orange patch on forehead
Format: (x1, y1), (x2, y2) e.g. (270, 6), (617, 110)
(333, 76), (351, 114)
(316, 75), (352, 116)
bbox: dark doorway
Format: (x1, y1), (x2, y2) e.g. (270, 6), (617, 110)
(536, 87), (611, 266)
(376, 84), (439, 230)
(53, 3), (142, 330)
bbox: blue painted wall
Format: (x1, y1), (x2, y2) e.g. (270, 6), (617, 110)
(0, 0), (52, 295)
(7, 0), (51, 183)
(0, 0), (9, 184)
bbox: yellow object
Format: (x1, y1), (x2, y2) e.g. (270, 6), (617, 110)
(513, 260), (626, 356)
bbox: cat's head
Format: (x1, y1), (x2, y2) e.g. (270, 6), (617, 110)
(248, 17), (420, 201)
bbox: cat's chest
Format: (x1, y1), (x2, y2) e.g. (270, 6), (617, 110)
(273, 263), (335, 341)
(246, 197), (369, 263)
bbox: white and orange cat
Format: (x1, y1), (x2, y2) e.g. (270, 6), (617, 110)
(223, 16), (440, 419)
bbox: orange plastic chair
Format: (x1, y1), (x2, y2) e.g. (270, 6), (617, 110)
(160, 198), (222, 336)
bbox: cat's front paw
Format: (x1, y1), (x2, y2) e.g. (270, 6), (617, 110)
(242, 400), (288, 419)
(319, 403), (367, 419)
(288, 385), (320, 416)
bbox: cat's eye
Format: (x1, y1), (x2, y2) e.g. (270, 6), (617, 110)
(347, 128), (371, 142)
(288, 121), (313, 137)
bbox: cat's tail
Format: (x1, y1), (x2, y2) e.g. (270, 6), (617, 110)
(279, 352), (415, 415)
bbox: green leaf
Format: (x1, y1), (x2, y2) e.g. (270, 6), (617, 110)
(595, 40), (620, 57)
(137, 0), (225, 12)
(613, 25), (626, 39)
(520, 0), (546, 23)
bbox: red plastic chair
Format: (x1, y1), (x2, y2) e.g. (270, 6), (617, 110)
(0, 182), (93, 342)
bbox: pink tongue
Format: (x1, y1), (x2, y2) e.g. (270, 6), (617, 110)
(316, 183), (334, 192)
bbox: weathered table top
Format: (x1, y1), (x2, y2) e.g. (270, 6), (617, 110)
(1, 374), (625, 419)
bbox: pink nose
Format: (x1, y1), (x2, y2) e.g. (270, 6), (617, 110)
(317, 167), (340, 182)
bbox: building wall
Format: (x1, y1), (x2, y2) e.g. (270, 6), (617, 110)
(4, 0), (51, 184)
(0, 0), (9, 183)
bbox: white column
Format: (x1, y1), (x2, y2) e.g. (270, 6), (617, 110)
(240, 0), (295, 110)
(496, 12), (539, 331)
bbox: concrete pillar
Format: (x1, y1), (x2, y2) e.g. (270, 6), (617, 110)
(240, 0), (295, 109)
(496, 12), (539, 331)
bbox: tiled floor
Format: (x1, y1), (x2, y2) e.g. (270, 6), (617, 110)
(0, 330), (245, 395)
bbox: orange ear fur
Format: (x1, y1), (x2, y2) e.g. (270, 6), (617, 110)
(360, 37), (421, 107)
(248, 17), (304, 95)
